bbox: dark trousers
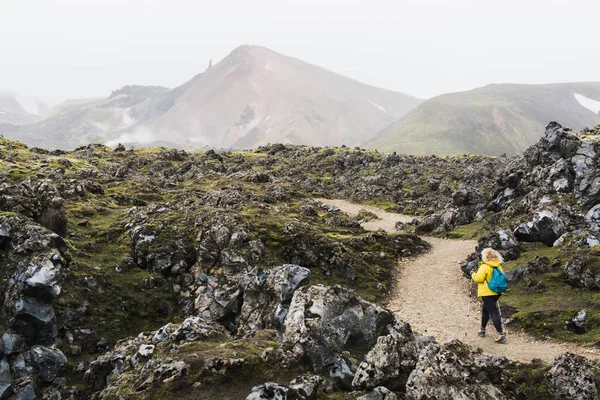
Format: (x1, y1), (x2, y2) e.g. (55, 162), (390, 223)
(481, 295), (503, 334)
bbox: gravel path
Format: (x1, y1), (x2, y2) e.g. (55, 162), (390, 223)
(316, 198), (599, 362)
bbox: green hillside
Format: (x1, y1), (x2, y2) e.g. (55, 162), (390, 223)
(366, 82), (600, 156)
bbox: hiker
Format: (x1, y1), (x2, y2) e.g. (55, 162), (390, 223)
(470, 248), (507, 344)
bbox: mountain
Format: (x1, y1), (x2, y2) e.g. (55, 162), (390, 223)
(366, 82), (600, 156)
(0, 91), (50, 125)
(0, 85), (175, 150)
(141, 45), (421, 149)
(0, 46), (421, 150)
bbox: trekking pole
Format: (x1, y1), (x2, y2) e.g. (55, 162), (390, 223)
(465, 278), (473, 337)
(497, 298), (507, 337)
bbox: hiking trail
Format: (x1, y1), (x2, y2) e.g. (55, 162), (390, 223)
(316, 198), (599, 363)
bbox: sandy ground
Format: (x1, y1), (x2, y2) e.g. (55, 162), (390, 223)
(316, 198), (599, 362)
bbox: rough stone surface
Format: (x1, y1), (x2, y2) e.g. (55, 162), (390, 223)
(352, 321), (418, 390)
(405, 340), (515, 400)
(545, 353), (598, 400)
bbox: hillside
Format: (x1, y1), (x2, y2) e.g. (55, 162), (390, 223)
(0, 85), (178, 150)
(366, 82), (600, 156)
(0, 46), (421, 150)
(0, 91), (50, 125)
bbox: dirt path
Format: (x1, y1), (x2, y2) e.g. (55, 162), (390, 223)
(316, 198), (599, 363)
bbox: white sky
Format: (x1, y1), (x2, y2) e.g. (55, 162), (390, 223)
(1, 0), (598, 103)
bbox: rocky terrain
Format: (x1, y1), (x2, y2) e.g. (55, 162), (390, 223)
(1, 122), (600, 398)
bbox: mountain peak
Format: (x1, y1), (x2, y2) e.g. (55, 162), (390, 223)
(0, 46), (420, 150)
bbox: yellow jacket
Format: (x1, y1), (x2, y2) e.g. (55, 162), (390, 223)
(471, 261), (504, 297)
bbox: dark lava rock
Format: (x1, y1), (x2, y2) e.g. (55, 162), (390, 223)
(29, 345), (67, 383)
(513, 211), (565, 246)
(564, 255), (600, 289)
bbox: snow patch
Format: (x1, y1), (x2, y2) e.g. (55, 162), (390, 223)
(366, 99), (387, 113)
(574, 93), (600, 115)
(15, 94), (39, 115)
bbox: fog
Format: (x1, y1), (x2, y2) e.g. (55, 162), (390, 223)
(1, 0), (598, 103)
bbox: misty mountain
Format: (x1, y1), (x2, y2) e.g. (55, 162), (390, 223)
(0, 85), (179, 150)
(366, 82), (600, 156)
(0, 91), (50, 125)
(140, 45), (421, 148)
(0, 46), (421, 150)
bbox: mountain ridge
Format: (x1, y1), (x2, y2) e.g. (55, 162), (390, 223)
(0, 45), (421, 150)
(366, 82), (600, 156)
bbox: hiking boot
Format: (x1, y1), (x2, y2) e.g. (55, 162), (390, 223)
(495, 334), (506, 344)
(478, 329), (486, 337)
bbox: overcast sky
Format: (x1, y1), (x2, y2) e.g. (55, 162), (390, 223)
(1, 0), (598, 103)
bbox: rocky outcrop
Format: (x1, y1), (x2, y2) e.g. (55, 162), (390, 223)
(477, 229), (521, 261)
(545, 353), (598, 400)
(514, 210), (565, 246)
(281, 285), (395, 385)
(352, 320), (421, 391)
(245, 375), (322, 400)
(405, 340), (516, 400)
(237, 265), (311, 335)
(563, 255), (600, 289)
(4, 251), (65, 344)
(29, 345), (67, 383)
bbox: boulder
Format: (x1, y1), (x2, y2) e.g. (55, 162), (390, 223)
(547, 158), (575, 193)
(352, 320), (418, 390)
(513, 211), (565, 246)
(281, 285), (395, 386)
(12, 384), (36, 400)
(237, 265), (311, 335)
(477, 229), (521, 261)
(415, 214), (442, 235)
(17, 253), (64, 301)
(356, 387), (398, 400)
(29, 345), (67, 383)
(170, 316), (226, 342)
(564, 256), (600, 289)
(524, 122), (581, 167)
(545, 353), (598, 400)
(405, 340), (515, 400)
(245, 382), (291, 400)
(193, 280), (242, 332)
(0, 333), (23, 356)
(0, 357), (13, 399)
(572, 141), (600, 209)
(245, 375), (322, 400)
(7, 296), (57, 343)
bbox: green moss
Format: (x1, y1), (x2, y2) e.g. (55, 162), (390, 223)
(57, 197), (180, 344)
(142, 331), (300, 400)
(364, 198), (399, 213)
(505, 361), (554, 399)
(502, 243), (600, 345)
(446, 220), (488, 240)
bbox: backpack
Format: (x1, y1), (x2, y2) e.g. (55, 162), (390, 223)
(487, 265), (508, 293)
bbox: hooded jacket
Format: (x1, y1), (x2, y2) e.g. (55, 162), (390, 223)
(471, 260), (504, 297)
